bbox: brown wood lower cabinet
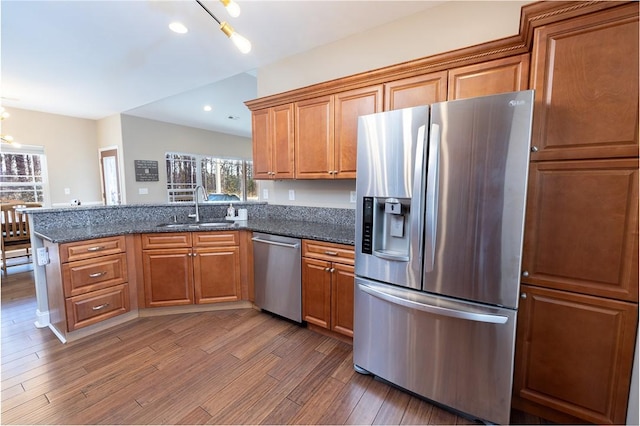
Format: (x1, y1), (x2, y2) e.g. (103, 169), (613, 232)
(142, 247), (194, 307)
(513, 284), (638, 424)
(65, 283), (130, 331)
(141, 231), (241, 308)
(302, 239), (354, 338)
(193, 246), (241, 304)
(45, 235), (134, 334)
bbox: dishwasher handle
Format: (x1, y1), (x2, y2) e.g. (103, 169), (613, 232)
(252, 237), (300, 249)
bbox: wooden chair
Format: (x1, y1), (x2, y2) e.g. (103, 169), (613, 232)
(1, 202), (41, 274)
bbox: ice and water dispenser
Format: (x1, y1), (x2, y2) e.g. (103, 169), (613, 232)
(361, 196), (412, 261)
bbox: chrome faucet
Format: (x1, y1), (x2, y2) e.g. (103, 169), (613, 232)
(188, 185), (207, 223)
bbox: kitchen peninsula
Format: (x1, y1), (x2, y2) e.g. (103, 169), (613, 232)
(27, 203), (355, 343)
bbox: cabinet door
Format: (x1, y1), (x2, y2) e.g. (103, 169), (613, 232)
(272, 103), (295, 179)
(384, 71), (448, 110)
(529, 4), (639, 161)
(521, 158), (639, 302)
(447, 53), (529, 100)
(295, 96), (334, 179)
(193, 247), (241, 304)
(251, 108), (272, 179)
(142, 249), (194, 307)
(513, 285), (638, 425)
(331, 263), (354, 337)
(302, 257), (332, 328)
(334, 85), (383, 178)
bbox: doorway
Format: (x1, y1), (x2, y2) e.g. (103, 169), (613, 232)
(99, 147), (122, 205)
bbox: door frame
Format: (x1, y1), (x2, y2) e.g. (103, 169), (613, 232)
(98, 146), (124, 205)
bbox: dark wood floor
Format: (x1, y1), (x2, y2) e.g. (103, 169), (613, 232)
(1, 264), (547, 425)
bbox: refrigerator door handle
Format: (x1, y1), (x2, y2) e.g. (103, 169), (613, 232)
(358, 282), (509, 324)
(424, 123), (440, 272)
(411, 124), (427, 262)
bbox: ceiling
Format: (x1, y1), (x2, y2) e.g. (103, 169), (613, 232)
(1, 0), (443, 138)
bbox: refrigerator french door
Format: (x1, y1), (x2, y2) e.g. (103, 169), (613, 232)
(353, 91), (534, 425)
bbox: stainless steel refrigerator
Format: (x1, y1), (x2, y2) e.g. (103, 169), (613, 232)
(353, 91), (534, 425)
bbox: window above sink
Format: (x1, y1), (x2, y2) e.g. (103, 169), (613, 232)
(165, 152), (257, 203)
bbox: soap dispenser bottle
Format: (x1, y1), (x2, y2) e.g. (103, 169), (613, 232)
(227, 203), (236, 218)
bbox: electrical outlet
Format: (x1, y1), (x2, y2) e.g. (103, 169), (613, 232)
(138, 188), (148, 195)
(262, 188), (269, 200)
(350, 191), (357, 203)
(288, 189), (295, 201)
(36, 247), (49, 266)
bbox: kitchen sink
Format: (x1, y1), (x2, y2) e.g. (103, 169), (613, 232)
(156, 221), (232, 229)
(198, 222), (233, 228)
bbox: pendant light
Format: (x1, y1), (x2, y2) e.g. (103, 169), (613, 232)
(219, 0), (241, 18)
(195, 0), (251, 54)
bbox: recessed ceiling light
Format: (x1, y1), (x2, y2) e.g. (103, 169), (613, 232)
(169, 22), (188, 34)
(203, 105), (213, 112)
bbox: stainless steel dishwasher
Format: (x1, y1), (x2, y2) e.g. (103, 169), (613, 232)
(252, 232), (302, 322)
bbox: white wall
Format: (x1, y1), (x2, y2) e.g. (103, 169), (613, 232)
(2, 107), (102, 206)
(255, 1), (531, 208)
(257, 1), (530, 97)
(120, 114), (252, 204)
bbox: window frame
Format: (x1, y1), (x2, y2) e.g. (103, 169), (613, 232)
(0, 144), (48, 204)
(165, 152), (255, 203)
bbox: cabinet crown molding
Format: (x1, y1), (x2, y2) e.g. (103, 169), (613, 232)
(245, 1), (634, 111)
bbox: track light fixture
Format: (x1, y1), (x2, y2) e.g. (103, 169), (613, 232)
(195, 0), (251, 54)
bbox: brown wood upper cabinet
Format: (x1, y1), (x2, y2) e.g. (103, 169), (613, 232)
(447, 53), (530, 100)
(295, 85), (383, 179)
(252, 104), (295, 179)
(529, 4), (639, 161)
(384, 70), (448, 110)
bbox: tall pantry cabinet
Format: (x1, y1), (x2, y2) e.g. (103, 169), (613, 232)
(513, 3), (639, 425)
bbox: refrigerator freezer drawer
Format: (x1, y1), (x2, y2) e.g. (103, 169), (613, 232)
(353, 278), (517, 424)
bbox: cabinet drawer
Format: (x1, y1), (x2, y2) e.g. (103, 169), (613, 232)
(62, 253), (127, 297)
(65, 284), (130, 331)
(302, 239), (354, 265)
(141, 233), (192, 249)
(193, 231), (239, 247)
(61, 236), (126, 263)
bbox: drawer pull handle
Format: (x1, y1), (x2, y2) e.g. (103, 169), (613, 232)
(87, 246), (104, 252)
(324, 251), (338, 256)
(89, 272), (107, 278)
(92, 303), (109, 311)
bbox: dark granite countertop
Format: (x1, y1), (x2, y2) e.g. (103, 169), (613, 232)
(35, 218), (355, 246)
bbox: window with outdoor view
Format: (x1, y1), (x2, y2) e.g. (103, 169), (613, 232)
(166, 152), (256, 203)
(0, 152), (45, 202)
